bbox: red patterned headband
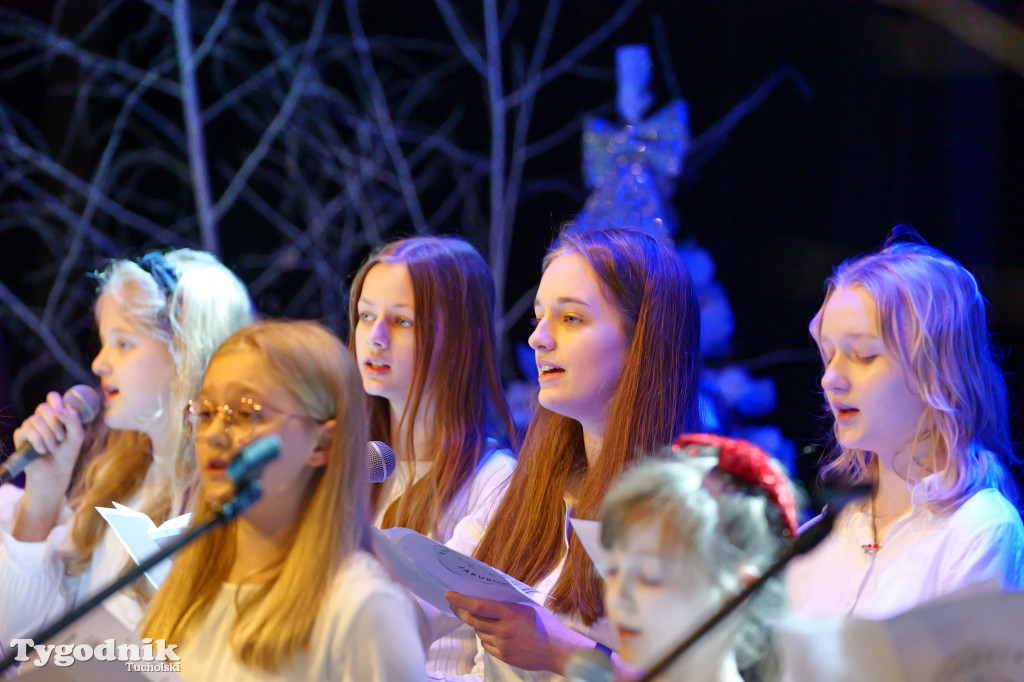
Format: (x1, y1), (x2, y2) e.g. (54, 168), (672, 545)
(671, 433), (799, 538)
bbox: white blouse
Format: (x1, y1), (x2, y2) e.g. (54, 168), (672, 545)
(787, 478), (1024, 619)
(375, 447), (517, 676)
(0, 481), (156, 657)
(173, 551), (426, 681)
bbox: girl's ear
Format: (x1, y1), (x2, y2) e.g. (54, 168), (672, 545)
(307, 418), (337, 468)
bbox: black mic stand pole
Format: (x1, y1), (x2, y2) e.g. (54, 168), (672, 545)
(0, 480), (263, 675)
(637, 511), (837, 682)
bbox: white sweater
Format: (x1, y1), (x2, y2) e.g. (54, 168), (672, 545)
(788, 479), (1024, 619)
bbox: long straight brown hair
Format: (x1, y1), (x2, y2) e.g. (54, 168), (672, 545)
(348, 236), (515, 536)
(474, 227), (701, 625)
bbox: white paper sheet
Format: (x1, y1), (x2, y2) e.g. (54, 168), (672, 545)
(96, 503), (191, 589)
(568, 518), (608, 579)
(776, 582), (1024, 682)
(372, 527), (548, 616)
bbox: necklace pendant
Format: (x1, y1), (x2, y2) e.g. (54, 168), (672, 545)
(861, 543), (880, 555)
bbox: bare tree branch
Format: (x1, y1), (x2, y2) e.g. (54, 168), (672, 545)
(433, 0), (487, 75)
(345, 0), (430, 234)
(504, 0), (642, 109)
(171, 0), (217, 253)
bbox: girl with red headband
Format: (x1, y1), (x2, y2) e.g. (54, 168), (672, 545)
(600, 434), (798, 682)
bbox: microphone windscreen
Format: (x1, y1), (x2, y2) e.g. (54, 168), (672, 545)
(564, 648), (614, 682)
(64, 385), (101, 424)
(367, 441), (396, 483)
(227, 434), (282, 484)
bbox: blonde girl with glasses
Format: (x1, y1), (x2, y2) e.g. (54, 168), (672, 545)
(143, 320), (425, 681)
(0, 250), (254, 653)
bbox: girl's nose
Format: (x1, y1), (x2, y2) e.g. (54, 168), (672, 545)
(366, 319), (389, 350)
(821, 358), (848, 394)
(528, 317), (553, 352)
(91, 347), (110, 377)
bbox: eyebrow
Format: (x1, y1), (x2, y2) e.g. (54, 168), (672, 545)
(534, 296), (593, 309)
(199, 384), (261, 400)
(828, 332), (879, 341)
(357, 299), (414, 311)
(100, 326), (139, 337)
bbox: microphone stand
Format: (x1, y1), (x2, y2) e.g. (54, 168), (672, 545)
(637, 509), (838, 682)
(0, 480), (262, 674)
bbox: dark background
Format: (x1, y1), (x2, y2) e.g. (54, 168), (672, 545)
(1, 0), (1022, 495)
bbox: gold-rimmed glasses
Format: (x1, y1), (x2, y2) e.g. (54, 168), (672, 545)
(182, 397), (314, 440)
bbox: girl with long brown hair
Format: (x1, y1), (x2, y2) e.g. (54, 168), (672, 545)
(348, 235), (517, 675)
(142, 320), (425, 680)
(446, 226), (702, 681)
(0, 250), (253, 652)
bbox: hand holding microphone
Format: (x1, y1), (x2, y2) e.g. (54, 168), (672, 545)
(3, 385), (101, 486)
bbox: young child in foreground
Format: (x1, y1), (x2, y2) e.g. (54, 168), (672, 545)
(600, 433), (798, 682)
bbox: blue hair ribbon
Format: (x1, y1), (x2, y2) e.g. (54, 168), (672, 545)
(137, 251), (180, 296)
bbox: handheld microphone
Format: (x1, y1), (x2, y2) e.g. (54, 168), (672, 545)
(0, 385), (101, 485)
(367, 440), (396, 483)
(564, 648), (614, 682)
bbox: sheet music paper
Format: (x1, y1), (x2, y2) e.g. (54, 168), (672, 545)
(372, 527), (548, 616)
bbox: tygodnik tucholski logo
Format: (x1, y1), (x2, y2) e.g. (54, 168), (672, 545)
(9, 637), (181, 672)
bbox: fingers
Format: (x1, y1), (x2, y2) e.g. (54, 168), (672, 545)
(14, 403), (60, 455)
(48, 392), (85, 439)
(444, 592), (505, 619)
(478, 636), (503, 660)
(12, 392), (85, 456)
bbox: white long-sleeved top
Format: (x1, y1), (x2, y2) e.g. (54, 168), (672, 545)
(0, 482), (154, 657)
(375, 447), (516, 676)
(172, 550), (426, 681)
(787, 477), (1024, 619)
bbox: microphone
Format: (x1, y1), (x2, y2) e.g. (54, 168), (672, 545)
(217, 437), (393, 518)
(0, 385), (101, 485)
(227, 434), (282, 485)
(564, 648), (614, 682)
(225, 437), (395, 486)
(367, 440), (396, 483)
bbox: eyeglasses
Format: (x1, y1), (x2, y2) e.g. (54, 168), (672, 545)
(182, 397), (313, 440)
